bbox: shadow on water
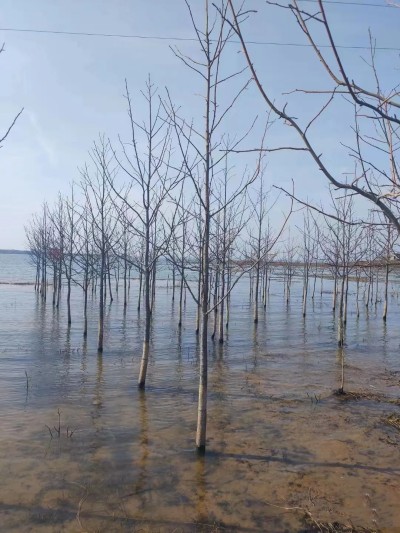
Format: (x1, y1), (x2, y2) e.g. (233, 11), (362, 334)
(207, 450), (400, 476)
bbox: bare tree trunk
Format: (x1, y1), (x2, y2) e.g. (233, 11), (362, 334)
(211, 265), (219, 339)
(218, 267), (225, 343)
(337, 274), (345, 348)
(254, 263), (260, 323)
(383, 262), (389, 321)
(123, 250), (128, 308)
(138, 240), (151, 390)
(83, 282), (88, 337)
(137, 269), (143, 311)
(332, 274), (337, 312)
(107, 255), (113, 303)
(98, 253), (105, 352)
(52, 264), (57, 306)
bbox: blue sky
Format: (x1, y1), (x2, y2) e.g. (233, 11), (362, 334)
(0, 0), (399, 248)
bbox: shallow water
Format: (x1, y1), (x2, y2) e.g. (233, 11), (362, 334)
(0, 259), (400, 532)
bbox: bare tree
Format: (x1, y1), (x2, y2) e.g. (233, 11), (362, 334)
(164, 0), (264, 452)
(108, 79), (182, 389)
(81, 138), (119, 353)
(226, 1), (400, 233)
(372, 214), (398, 321)
(0, 44), (23, 149)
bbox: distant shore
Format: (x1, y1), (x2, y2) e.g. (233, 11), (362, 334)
(0, 249), (29, 255)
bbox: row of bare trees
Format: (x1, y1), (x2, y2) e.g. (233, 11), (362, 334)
(20, 0), (400, 454)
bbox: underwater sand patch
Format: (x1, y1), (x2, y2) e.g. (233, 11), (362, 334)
(383, 413), (400, 431)
(332, 390), (400, 406)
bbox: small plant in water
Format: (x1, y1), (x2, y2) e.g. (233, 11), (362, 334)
(306, 392), (321, 404)
(45, 408), (75, 440)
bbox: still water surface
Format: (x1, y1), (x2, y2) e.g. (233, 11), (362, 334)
(0, 254), (399, 532)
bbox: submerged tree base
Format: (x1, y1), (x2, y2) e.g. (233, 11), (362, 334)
(333, 387), (346, 396)
(196, 444), (206, 456)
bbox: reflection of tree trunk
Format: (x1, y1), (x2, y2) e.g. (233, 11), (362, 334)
(195, 456), (207, 523)
(94, 353), (103, 409)
(338, 347), (345, 394)
(135, 391), (149, 503)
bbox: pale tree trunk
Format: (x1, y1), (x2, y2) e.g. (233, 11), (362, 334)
(211, 265), (219, 339)
(383, 262), (389, 321)
(138, 190), (152, 389)
(123, 243), (128, 308)
(302, 265), (309, 318)
(98, 252), (105, 352)
(337, 274), (346, 347)
(137, 269), (143, 311)
(332, 274), (337, 312)
(254, 263), (260, 323)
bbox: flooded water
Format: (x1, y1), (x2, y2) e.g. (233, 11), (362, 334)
(0, 254), (399, 532)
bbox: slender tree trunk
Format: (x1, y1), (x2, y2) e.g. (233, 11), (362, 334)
(98, 252), (105, 352)
(302, 266), (309, 318)
(254, 264), (260, 323)
(178, 262), (185, 328)
(123, 253), (127, 308)
(137, 269), (143, 311)
(107, 256), (113, 303)
(195, 262), (202, 335)
(83, 283), (88, 337)
(218, 257), (226, 343)
(52, 265), (57, 306)
(383, 262), (389, 321)
(67, 275), (72, 325)
(151, 260), (157, 314)
(337, 274), (346, 347)
(332, 274), (337, 312)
